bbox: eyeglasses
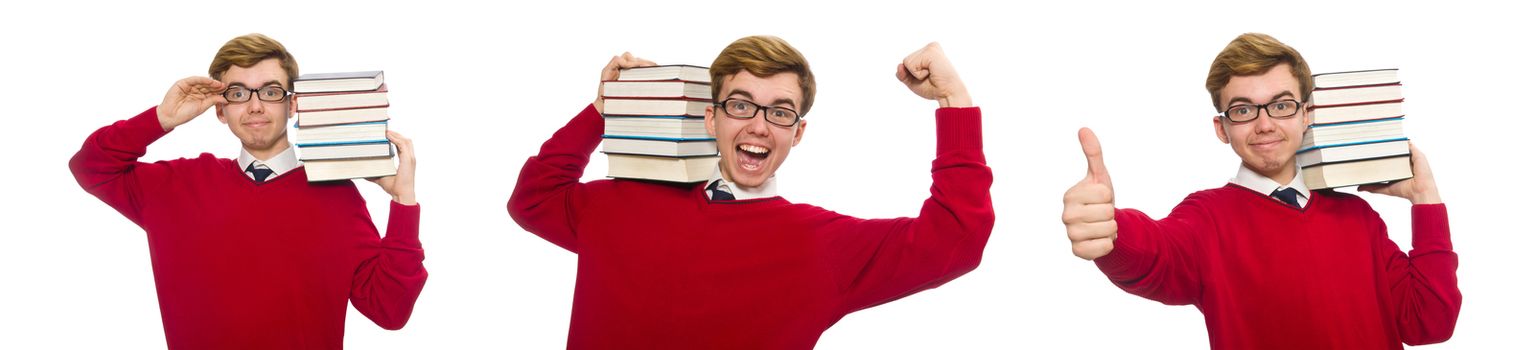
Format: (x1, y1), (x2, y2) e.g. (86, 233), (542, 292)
(716, 98), (802, 127)
(223, 85), (293, 103)
(1221, 99), (1302, 123)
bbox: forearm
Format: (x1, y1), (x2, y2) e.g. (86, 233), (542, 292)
(1094, 205), (1206, 305)
(352, 202), (427, 330)
(1392, 203), (1461, 344)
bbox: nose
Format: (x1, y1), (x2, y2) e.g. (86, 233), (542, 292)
(1251, 108), (1277, 133)
(247, 98), (267, 114)
(743, 109), (772, 137)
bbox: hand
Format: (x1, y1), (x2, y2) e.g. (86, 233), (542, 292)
(593, 52), (657, 114)
(1063, 128), (1118, 260)
(1360, 143), (1441, 204)
(896, 42), (971, 108)
(158, 76), (227, 131)
(368, 131), (417, 205)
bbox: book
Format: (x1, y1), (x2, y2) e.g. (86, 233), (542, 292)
(1311, 100), (1403, 125)
(295, 84), (389, 111)
(1313, 68), (1398, 89)
(296, 106), (389, 127)
(605, 153), (719, 183)
(1296, 139), (1410, 168)
(616, 64), (709, 82)
(1300, 117), (1404, 150)
(602, 137), (718, 157)
(298, 141), (394, 161)
(304, 156), (397, 182)
(602, 98), (711, 117)
(603, 116), (711, 139)
(602, 80), (712, 99)
(295, 121), (388, 146)
(1311, 83), (1403, 107)
(293, 71), (385, 93)
(1302, 155), (1412, 189)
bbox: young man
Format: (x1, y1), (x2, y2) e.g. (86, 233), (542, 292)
(1060, 33), (1460, 349)
(69, 34), (426, 349)
(509, 36), (993, 348)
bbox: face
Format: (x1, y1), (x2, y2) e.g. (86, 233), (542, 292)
(216, 58), (292, 156)
(1212, 64), (1311, 181)
(704, 72), (807, 189)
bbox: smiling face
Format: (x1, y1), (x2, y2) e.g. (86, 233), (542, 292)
(215, 58), (292, 158)
(704, 71), (807, 189)
(1212, 63), (1312, 183)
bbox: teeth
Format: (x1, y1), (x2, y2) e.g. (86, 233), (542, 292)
(739, 144), (768, 154)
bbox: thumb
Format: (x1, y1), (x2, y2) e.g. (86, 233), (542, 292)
(1079, 127), (1110, 183)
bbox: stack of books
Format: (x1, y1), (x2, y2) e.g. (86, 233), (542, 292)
(600, 65), (718, 183)
(1298, 68), (1413, 189)
(292, 71), (396, 182)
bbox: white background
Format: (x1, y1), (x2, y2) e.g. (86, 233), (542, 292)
(3, 1), (1530, 348)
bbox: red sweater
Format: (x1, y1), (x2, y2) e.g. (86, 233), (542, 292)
(1097, 184), (1460, 349)
(69, 107), (427, 349)
(509, 105), (993, 349)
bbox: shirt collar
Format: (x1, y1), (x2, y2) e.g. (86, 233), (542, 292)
(237, 144), (300, 179)
(706, 166), (778, 200)
(1231, 163), (1311, 202)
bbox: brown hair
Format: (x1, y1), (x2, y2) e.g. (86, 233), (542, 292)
(710, 35), (817, 116)
(208, 33), (299, 87)
(1205, 33), (1312, 110)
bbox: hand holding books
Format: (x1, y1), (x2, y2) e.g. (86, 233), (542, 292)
(1358, 143), (1441, 205)
(157, 76), (228, 131)
(896, 42), (971, 108)
(367, 131), (417, 205)
(1063, 127), (1118, 260)
(594, 52), (658, 114)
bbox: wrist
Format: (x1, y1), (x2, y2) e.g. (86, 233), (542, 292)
(938, 87), (972, 108)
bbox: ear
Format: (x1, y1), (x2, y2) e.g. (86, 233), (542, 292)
(791, 120), (807, 147)
(704, 105), (718, 138)
(1302, 101), (1313, 126)
(1212, 115), (1230, 144)
(216, 105), (228, 124)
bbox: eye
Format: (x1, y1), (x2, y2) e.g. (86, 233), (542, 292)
(770, 108), (788, 118)
(1272, 102), (1290, 111)
(1232, 106), (1252, 116)
(728, 100), (751, 112)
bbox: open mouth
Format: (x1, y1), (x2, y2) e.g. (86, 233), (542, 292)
(735, 144), (771, 171)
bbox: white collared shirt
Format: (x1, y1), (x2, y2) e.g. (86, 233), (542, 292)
(705, 166), (778, 200)
(237, 145), (301, 181)
(1230, 164), (1311, 208)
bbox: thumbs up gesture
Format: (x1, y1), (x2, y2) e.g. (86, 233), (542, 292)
(1062, 128), (1118, 260)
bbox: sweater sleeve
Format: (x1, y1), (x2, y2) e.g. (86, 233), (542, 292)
(1092, 197), (1213, 306)
(350, 201), (428, 330)
(828, 107), (996, 313)
(1377, 203), (1461, 345)
(507, 104), (603, 252)
(68, 107), (176, 226)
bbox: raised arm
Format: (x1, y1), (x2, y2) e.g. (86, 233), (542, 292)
(349, 131), (428, 330)
(507, 54), (654, 252)
(829, 43), (995, 312)
(1362, 144), (1461, 344)
(69, 77), (227, 224)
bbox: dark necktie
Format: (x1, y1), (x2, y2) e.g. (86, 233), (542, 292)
(706, 179), (735, 201)
(246, 163), (275, 183)
(1271, 187), (1302, 208)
